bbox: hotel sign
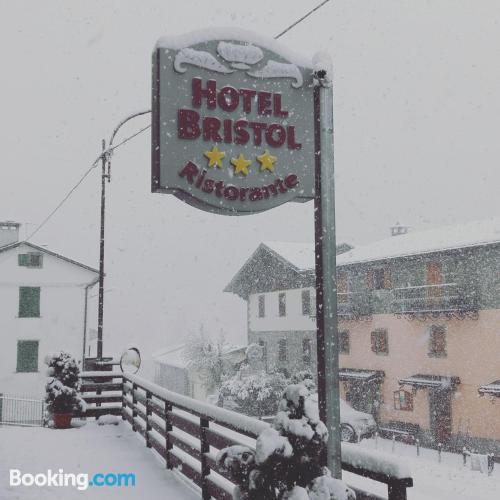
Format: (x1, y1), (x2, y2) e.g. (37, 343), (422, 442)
(151, 29), (316, 215)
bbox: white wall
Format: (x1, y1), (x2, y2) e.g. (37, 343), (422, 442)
(0, 244), (97, 397)
(249, 287), (316, 333)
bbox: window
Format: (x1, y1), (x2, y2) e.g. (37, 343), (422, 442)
(16, 340), (39, 372)
(371, 329), (388, 355)
(18, 253), (43, 268)
(258, 295), (265, 318)
(367, 268), (391, 290)
(302, 338), (312, 363)
(337, 271), (348, 303)
(258, 340), (267, 362)
(278, 293), (286, 317)
(394, 389), (413, 411)
(339, 330), (350, 354)
(278, 338), (287, 361)
(428, 325), (447, 357)
(302, 290), (311, 315)
(18, 287), (40, 318)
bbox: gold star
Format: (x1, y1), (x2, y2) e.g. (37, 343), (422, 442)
(204, 145), (225, 168)
(231, 153), (252, 176)
(257, 150), (277, 172)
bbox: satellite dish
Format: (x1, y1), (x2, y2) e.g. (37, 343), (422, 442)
(120, 347), (141, 374)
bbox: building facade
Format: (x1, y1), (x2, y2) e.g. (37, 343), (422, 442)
(225, 220), (500, 452)
(0, 222), (99, 397)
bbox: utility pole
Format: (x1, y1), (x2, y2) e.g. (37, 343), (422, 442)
(94, 110), (151, 361)
(97, 139), (107, 360)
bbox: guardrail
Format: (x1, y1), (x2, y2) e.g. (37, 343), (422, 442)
(392, 282), (477, 315)
(80, 372), (413, 500)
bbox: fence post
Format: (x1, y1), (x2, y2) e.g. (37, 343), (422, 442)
(200, 416), (210, 500)
(388, 480), (407, 500)
(392, 434), (396, 453)
(416, 438), (420, 457)
(0, 393), (3, 423)
(145, 391), (152, 448)
(438, 443), (442, 463)
(463, 447), (468, 466)
(121, 377), (126, 420)
(164, 401), (172, 469)
(132, 383), (137, 432)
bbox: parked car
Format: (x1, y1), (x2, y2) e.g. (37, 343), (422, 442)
(308, 394), (377, 442)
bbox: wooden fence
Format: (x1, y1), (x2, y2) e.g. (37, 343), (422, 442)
(80, 371), (413, 500)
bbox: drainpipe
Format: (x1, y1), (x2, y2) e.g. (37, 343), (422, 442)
(82, 278), (99, 370)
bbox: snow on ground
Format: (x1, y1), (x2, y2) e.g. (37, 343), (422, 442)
(344, 437), (499, 500)
(0, 420), (199, 500)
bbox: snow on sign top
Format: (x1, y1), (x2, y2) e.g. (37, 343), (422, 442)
(151, 28), (318, 215)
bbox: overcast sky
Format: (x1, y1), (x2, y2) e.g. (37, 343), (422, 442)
(1, 1), (499, 359)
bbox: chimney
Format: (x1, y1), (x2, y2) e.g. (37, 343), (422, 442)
(0, 221), (20, 247)
(390, 222), (409, 237)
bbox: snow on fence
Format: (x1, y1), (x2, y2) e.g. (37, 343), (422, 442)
(79, 372), (413, 500)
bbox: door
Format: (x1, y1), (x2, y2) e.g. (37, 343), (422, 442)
(429, 389), (452, 444)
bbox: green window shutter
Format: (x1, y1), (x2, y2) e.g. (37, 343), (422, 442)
(18, 254), (29, 266)
(17, 340), (39, 372)
(19, 287), (40, 318)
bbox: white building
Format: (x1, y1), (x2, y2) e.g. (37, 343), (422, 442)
(0, 222), (99, 397)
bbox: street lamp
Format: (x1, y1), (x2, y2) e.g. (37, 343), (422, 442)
(96, 110), (151, 360)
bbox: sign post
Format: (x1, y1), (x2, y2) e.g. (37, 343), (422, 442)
(151, 28), (340, 477)
(314, 70), (341, 476)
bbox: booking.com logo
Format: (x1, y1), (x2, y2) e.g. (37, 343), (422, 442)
(9, 469), (136, 490)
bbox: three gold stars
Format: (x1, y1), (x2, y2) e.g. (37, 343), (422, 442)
(256, 150), (277, 172)
(230, 153), (252, 176)
(202, 145), (278, 176)
(204, 145), (225, 168)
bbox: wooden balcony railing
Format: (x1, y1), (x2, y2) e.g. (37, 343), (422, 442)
(392, 283), (478, 315)
(80, 371), (413, 500)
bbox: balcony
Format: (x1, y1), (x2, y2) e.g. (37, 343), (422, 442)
(337, 291), (373, 319)
(392, 283), (478, 317)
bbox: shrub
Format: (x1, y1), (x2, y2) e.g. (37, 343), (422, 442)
(217, 383), (355, 500)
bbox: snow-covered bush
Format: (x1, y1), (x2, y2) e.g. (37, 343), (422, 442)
(45, 352), (85, 415)
(289, 370), (316, 392)
(45, 351), (81, 390)
(45, 379), (85, 414)
(217, 383), (355, 500)
(219, 371), (289, 417)
(183, 329), (235, 392)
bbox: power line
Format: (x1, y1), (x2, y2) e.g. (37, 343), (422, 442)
(275, 0), (331, 39)
(26, 125), (151, 242)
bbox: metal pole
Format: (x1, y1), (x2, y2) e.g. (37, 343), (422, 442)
(314, 70), (341, 477)
(97, 139), (106, 360)
(94, 110), (150, 361)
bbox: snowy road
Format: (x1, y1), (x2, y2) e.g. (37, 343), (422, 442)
(345, 437), (499, 500)
(0, 420), (199, 500)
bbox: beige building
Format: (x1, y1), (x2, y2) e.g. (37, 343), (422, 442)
(225, 219), (500, 453)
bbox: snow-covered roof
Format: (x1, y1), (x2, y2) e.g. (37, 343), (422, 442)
(153, 343), (246, 369)
(263, 241), (316, 271)
(337, 217), (500, 266)
(478, 380), (500, 397)
(267, 217), (500, 270)
(399, 374), (460, 390)
(339, 369), (385, 383)
(0, 240), (99, 275)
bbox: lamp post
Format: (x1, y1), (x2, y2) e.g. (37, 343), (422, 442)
(96, 110), (151, 360)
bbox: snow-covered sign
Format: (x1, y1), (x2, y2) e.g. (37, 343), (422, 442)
(151, 28), (316, 215)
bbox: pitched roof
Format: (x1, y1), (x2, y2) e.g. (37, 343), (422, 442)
(264, 217), (500, 271)
(337, 217), (500, 266)
(0, 241), (99, 275)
